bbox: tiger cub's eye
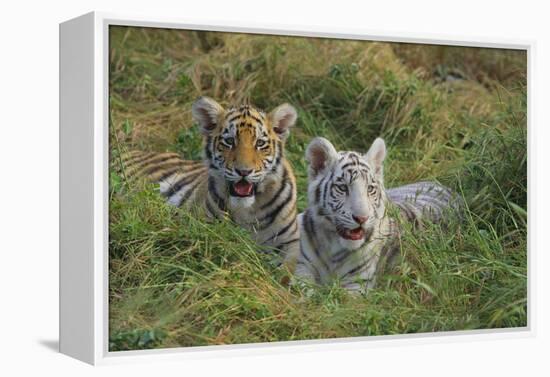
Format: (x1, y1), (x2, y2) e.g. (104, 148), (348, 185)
(335, 184), (348, 193)
(224, 137), (235, 147)
(256, 139), (267, 148)
(367, 185), (376, 194)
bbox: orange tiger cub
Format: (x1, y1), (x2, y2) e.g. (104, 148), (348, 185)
(115, 97), (300, 264)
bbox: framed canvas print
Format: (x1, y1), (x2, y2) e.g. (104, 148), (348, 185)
(59, 12), (532, 365)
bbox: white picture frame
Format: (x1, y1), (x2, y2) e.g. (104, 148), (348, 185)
(59, 11), (534, 365)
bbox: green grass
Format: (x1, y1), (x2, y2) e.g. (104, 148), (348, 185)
(108, 26), (527, 351)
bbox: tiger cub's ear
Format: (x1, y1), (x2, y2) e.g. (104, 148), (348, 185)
(192, 96), (225, 135)
(364, 137), (386, 177)
(269, 104), (297, 141)
(306, 137), (339, 179)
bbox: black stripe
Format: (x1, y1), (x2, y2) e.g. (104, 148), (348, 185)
(274, 238), (299, 251)
(307, 215), (329, 269)
(342, 263), (365, 279)
(163, 168), (206, 198)
(302, 210), (331, 274)
(314, 183), (321, 204)
(301, 211), (319, 266)
(298, 244), (322, 281)
(277, 141), (283, 157)
(400, 203), (417, 222)
(265, 218), (296, 243)
(298, 228), (323, 278)
(341, 161), (369, 170)
(227, 114), (241, 123)
(175, 174), (205, 207)
(302, 210), (312, 237)
(322, 171), (333, 208)
(132, 153), (180, 171)
(303, 210), (317, 254)
(121, 150), (151, 162)
(139, 159), (188, 177)
(258, 183), (294, 229)
(260, 167), (289, 210)
(204, 137), (213, 160)
(119, 151), (145, 164)
(271, 142), (283, 172)
(331, 248), (351, 264)
(299, 244), (312, 263)
(205, 197), (219, 218)
(155, 166), (186, 182)
(208, 177), (226, 211)
(249, 114), (263, 124)
(123, 152), (155, 167)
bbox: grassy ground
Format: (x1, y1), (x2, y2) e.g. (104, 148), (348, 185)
(108, 26), (527, 351)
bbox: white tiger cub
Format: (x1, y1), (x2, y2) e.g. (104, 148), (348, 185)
(294, 137), (458, 293)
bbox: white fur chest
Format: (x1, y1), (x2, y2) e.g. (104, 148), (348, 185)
(297, 213), (396, 291)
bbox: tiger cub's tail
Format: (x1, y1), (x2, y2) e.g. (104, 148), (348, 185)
(386, 181), (462, 226)
(113, 150), (208, 208)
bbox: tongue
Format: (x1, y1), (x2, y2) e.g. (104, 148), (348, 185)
(233, 180), (253, 196)
(343, 228), (365, 241)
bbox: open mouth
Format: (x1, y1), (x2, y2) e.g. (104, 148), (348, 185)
(229, 179), (256, 198)
(337, 227), (366, 241)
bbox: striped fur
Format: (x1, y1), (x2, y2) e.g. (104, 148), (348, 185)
(117, 151), (209, 208)
(387, 181), (461, 226)
(294, 137), (460, 293)
(116, 97), (300, 262)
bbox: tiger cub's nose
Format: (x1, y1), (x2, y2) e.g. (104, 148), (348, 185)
(236, 169), (253, 177)
(352, 215), (369, 225)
